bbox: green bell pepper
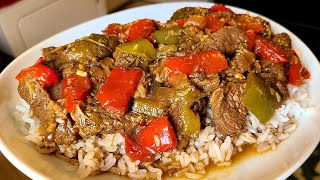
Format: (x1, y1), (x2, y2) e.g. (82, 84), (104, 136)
(114, 39), (157, 60)
(242, 72), (281, 123)
(152, 27), (183, 45)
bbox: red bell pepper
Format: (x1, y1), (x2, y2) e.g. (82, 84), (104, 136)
(165, 50), (228, 76)
(62, 74), (92, 113)
(209, 4), (233, 13)
(34, 57), (45, 65)
(124, 134), (153, 162)
(254, 36), (290, 64)
(103, 23), (123, 36)
(205, 15), (225, 33)
(96, 67), (143, 116)
(288, 52), (310, 86)
(136, 116), (178, 154)
(175, 19), (187, 27)
(125, 19), (156, 42)
(234, 14), (264, 34)
(246, 30), (256, 50)
(16, 64), (59, 88)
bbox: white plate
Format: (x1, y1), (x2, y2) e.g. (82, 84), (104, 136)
(0, 2), (319, 180)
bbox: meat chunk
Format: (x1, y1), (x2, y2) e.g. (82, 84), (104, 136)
(189, 73), (220, 95)
(169, 104), (189, 149)
(113, 52), (149, 70)
(55, 118), (78, 145)
(224, 49), (256, 78)
(199, 26), (246, 55)
(259, 60), (289, 99)
(47, 82), (63, 101)
(18, 78), (66, 146)
(272, 33), (292, 51)
(210, 82), (247, 136)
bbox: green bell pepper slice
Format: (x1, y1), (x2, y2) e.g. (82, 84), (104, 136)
(242, 72), (281, 123)
(114, 39), (157, 60)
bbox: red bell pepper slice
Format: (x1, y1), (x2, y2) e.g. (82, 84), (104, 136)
(205, 15), (225, 33)
(62, 74), (92, 113)
(198, 50), (228, 74)
(34, 57), (45, 65)
(254, 36), (290, 63)
(124, 134), (153, 162)
(234, 14), (264, 34)
(103, 23), (123, 36)
(136, 116), (178, 154)
(165, 56), (194, 75)
(246, 30), (256, 51)
(165, 50), (228, 76)
(288, 52), (310, 86)
(175, 19), (187, 27)
(125, 19), (156, 42)
(209, 4), (233, 13)
(16, 64), (59, 88)
(96, 67), (143, 117)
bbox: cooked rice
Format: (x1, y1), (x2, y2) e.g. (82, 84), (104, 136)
(16, 80), (316, 179)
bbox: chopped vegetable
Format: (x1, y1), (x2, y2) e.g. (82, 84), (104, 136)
(124, 134), (153, 162)
(288, 55), (310, 86)
(255, 36), (290, 63)
(234, 14), (264, 34)
(209, 4), (233, 13)
(246, 30), (256, 50)
(64, 34), (114, 63)
(165, 50), (228, 75)
(125, 19), (156, 42)
(96, 67), (143, 117)
(175, 19), (187, 27)
(16, 64), (59, 88)
(205, 15), (225, 33)
(242, 72), (280, 123)
(137, 116), (178, 153)
(114, 39), (157, 60)
(152, 27), (183, 45)
(132, 98), (168, 117)
(103, 23), (123, 36)
(184, 15), (207, 29)
(62, 74), (92, 113)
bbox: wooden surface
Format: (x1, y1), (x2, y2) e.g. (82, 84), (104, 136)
(0, 153), (29, 179)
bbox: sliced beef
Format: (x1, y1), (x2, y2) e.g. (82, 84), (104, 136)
(259, 60), (289, 99)
(18, 78), (66, 147)
(224, 49), (256, 78)
(170, 7), (209, 20)
(198, 26), (246, 55)
(169, 104), (189, 149)
(113, 52), (149, 70)
(55, 118), (78, 145)
(272, 33), (292, 51)
(47, 82), (63, 101)
(189, 73), (220, 96)
(43, 34), (119, 76)
(210, 82), (247, 136)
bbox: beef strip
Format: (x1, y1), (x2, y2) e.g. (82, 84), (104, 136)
(224, 49), (256, 78)
(259, 60), (289, 99)
(55, 118), (79, 145)
(198, 26), (246, 55)
(113, 51), (150, 70)
(272, 33), (292, 51)
(47, 82), (63, 101)
(169, 104), (189, 149)
(210, 82), (247, 136)
(18, 78), (77, 146)
(189, 73), (220, 96)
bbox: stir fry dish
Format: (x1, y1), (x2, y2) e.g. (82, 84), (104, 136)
(15, 4), (311, 179)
